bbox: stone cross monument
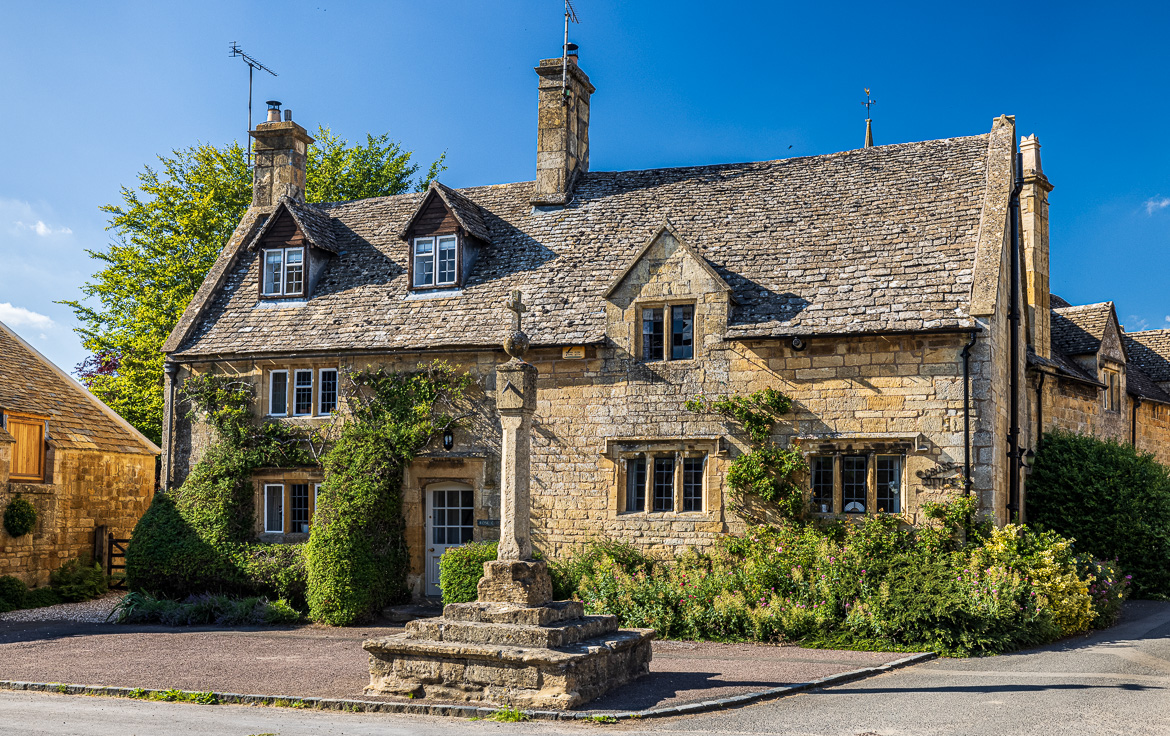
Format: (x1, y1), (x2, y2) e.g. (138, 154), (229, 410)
(476, 290), (553, 605)
(363, 290), (653, 709)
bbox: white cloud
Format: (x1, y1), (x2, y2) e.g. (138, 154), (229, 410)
(1146, 197), (1170, 215)
(1126, 315), (1150, 331)
(15, 220), (72, 237)
(0, 303), (55, 330)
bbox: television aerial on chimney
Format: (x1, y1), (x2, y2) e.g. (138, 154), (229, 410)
(229, 42), (279, 166)
(561, 0), (580, 103)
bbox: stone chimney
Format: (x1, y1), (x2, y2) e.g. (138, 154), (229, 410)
(250, 101), (315, 209)
(1019, 134), (1054, 359)
(531, 47), (595, 206)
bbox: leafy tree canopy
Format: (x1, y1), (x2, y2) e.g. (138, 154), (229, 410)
(61, 128), (445, 444)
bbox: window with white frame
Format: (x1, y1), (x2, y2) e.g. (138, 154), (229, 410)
(412, 236), (458, 288)
(269, 370), (288, 416)
(264, 484), (284, 532)
(262, 247), (305, 296)
(293, 370), (313, 416)
(319, 369), (339, 414)
(641, 304), (695, 362)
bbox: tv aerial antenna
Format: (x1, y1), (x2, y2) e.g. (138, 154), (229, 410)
(229, 42), (279, 166)
(561, 0), (580, 102)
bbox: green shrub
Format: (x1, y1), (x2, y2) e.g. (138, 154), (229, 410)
(50, 555), (109, 602)
(1027, 430), (1170, 597)
(563, 509), (1120, 656)
(112, 591), (300, 626)
(3, 496), (37, 537)
(439, 541), (498, 604)
(0, 575), (27, 612)
(23, 587), (63, 608)
(549, 539), (651, 600)
(1079, 556), (1131, 628)
(306, 363), (470, 625)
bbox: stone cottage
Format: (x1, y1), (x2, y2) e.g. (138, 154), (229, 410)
(0, 321), (159, 586)
(159, 50), (1169, 599)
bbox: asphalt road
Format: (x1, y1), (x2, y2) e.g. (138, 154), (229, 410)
(2, 601), (1167, 736)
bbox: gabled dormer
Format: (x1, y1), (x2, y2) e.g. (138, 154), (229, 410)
(604, 222), (733, 362)
(247, 198), (339, 301)
(400, 182), (491, 291)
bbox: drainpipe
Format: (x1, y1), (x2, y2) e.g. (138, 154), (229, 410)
(1007, 150), (1024, 521)
(162, 361), (179, 492)
(1132, 396), (1142, 447)
(1036, 371), (1046, 448)
(961, 330), (978, 495)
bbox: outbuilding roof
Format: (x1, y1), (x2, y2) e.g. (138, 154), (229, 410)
(170, 131), (1001, 359)
(1125, 330), (1170, 384)
(1051, 302), (1115, 356)
(0, 322), (160, 455)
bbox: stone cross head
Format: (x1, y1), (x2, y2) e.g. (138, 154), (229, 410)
(506, 289), (527, 332)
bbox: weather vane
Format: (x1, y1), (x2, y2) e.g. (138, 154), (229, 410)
(862, 88), (876, 119)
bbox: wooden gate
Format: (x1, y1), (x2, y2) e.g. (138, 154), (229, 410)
(106, 533), (129, 590)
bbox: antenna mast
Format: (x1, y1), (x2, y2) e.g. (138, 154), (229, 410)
(229, 42), (279, 166)
(562, 0), (579, 102)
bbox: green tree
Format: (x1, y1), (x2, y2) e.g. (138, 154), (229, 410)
(62, 128), (444, 444)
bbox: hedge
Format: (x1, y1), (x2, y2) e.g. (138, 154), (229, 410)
(439, 541), (498, 605)
(1027, 430), (1170, 598)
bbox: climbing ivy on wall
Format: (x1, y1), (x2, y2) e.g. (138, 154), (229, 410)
(306, 362), (472, 625)
(687, 388), (807, 517)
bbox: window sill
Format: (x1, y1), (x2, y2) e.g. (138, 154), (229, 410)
(255, 298), (308, 309)
(405, 287), (463, 300)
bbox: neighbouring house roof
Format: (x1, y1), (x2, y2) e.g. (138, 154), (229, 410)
(1124, 330), (1170, 384)
(1028, 346), (1100, 386)
(1126, 363), (1170, 405)
(1051, 302), (1115, 356)
(0, 321), (160, 455)
(170, 132), (1000, 359)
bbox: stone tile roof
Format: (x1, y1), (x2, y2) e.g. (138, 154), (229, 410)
(1051, 302), (1114, 356)
(1124, 330), (1170, 383)
(0, 322), (159, 455)
(1028, 346), (1100, 385)
(1049, 293), (1072, 310)
(171, 134), (995, 358)
(417, 182), (492, 243)
(248, 197), (340, 254)
(1126, 363), (1170, 404)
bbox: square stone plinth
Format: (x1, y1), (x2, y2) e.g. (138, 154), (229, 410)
(476, 560), (553, 606)
(364, 601), (654, 709)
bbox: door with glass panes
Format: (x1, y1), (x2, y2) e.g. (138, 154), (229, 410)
(425, 482), (475, 598)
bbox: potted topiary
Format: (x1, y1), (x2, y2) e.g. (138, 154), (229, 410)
(3, 495), (37, 537)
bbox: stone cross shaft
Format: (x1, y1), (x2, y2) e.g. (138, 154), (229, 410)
(495, 359), (538, 561)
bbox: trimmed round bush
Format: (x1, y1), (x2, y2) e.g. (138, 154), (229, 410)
(1028, 430), (1170, 598)
(439, 541), (498, 605)
(3, 496), (37, 537)
(0, 575), (27, 612)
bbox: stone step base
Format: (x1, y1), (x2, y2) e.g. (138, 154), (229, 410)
(364, 627), (655, 710)
(442, 600), (584, 625)
(406, 613), (618, 648)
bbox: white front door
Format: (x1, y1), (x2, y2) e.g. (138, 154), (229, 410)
(425, 482), (475, 598)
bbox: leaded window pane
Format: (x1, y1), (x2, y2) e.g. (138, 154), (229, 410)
(843, 456), (867, 513)
(642, 308), (664, 362)
(672, 305), (694, 360)
(437, 236), (457, 284)
(319, 369), (338, 414)
(414, 238), (434, 287)
(876, 456), (902, 514)
(270, 372), (288, 415)
(294, 370), (313, 415)
(811, 456), (834, 513)
(264, 251), (283, 295)
(284, 248), (303, 294)
(627, 458), (646, 512)
(291, 484), (310, 533)
(653, 457), (674, 512)
(682, 456), (703, 511)
(265, 485), (283, 533)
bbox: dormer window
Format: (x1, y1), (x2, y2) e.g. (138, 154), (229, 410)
(262, 247), (304, 297)
(412, 236), (458, 288)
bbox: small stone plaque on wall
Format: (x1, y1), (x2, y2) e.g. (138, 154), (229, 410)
(477, 519), (500, 527)
(562, 346), (586, 360)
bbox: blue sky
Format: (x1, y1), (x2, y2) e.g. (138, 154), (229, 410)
(1, 0), (1168, 371)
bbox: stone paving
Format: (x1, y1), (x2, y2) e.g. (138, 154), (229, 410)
(0, 618), (911, 713)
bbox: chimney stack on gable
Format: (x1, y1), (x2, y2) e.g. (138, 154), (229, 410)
(531, 48), (595, 206)
(250, 101), (315, 209)
(1019, 134), (1054, 359)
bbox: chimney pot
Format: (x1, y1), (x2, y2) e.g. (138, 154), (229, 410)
(265, 100), (282, 123)
(284, 109), (292, 122)
(565, 42), (578, 59)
